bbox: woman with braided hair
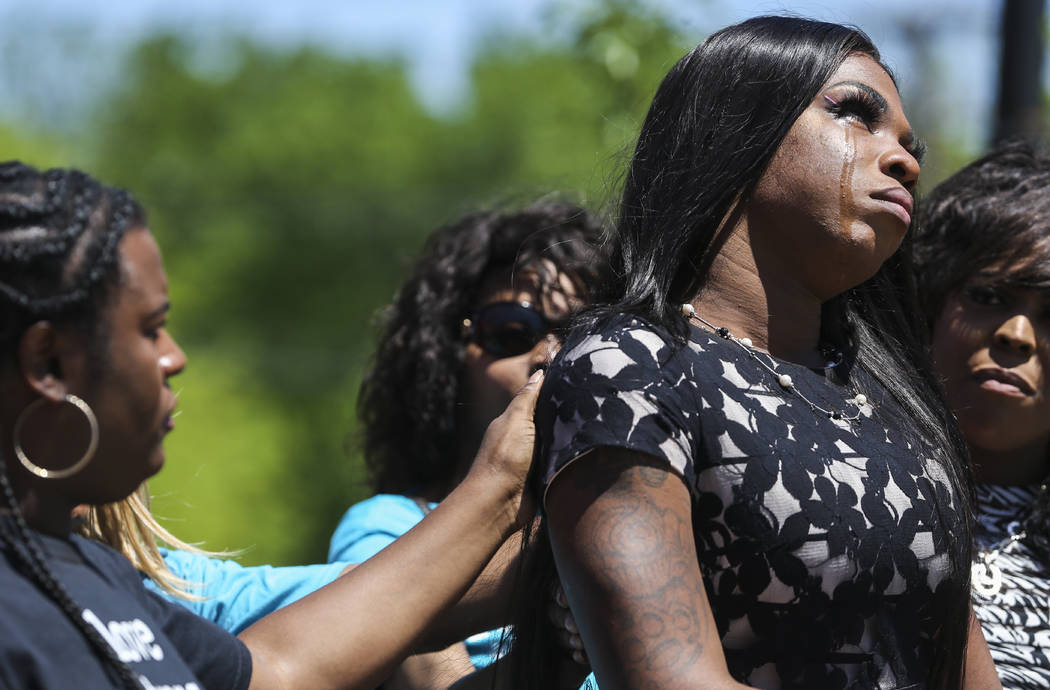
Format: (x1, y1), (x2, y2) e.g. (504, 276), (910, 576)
(0, 160), (542, 689)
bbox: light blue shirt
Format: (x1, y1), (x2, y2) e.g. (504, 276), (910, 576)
(146, 548), (348, 634)
(328, 493), (434, 564)
(330, 494), (595, 685)
(329, 493), (506, 668)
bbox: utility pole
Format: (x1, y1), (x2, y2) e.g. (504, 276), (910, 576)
(993, 0), (1046, 143)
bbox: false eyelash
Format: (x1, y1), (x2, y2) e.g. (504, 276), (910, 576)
(908, 138), (928, 165)
(825, 91), (926, 163)
(823, 88), (884, 130)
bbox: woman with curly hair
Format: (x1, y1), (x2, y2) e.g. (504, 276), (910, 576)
(328, 200), (603, 687)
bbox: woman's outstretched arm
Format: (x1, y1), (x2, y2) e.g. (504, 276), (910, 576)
(411, 524), (527, 652)
(238, 371), (543, 690)
(546, 447), (752, 690)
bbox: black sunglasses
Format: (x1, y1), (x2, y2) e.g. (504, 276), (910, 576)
(463, 301), (564, 358)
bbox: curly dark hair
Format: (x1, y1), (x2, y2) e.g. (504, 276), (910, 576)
(359, 199), (604, 497)
(0, 160), (145, 688)
(915, 139), (1050, 556)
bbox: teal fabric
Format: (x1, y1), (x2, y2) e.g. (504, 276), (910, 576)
(329, 493), (506, 669)
(328, 493), (434, 564)
(146, 548), (347, 634)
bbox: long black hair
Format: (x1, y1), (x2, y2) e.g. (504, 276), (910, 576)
(915, 138), (1050, 556)
(509, 16), (974, 689)
(0, 161), (144, 688)
(359, 199), (603, 498)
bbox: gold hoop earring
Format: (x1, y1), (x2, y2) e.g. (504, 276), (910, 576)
(13, 394), (98, 479)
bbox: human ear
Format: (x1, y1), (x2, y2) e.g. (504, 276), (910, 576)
(16, 322), (69, 403)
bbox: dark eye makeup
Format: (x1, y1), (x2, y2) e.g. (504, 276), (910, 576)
(823, 81), (925, 164)
(824, 88), (884, 130)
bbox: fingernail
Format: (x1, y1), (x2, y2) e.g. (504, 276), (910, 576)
(529, 369), (544, 383)
(564, 615), (578, 633)
(555, 588), (567, 607)
(570, 635), (584, 649)
(573, 650), (586, 665)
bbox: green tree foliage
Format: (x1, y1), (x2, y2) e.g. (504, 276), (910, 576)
(81, 4), (688, 565)
(93, 37), (458, 563)
(459, 1), (688, 204)
(7, 1), (979, 567)
(0, 122), (72, 170)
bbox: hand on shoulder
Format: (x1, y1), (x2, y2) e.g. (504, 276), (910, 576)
(463, 369), (545, 534)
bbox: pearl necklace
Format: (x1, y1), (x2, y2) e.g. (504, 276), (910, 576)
(681, 303), (869, 423)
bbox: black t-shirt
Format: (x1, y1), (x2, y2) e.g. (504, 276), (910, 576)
(0, 520), (252, 689)
(537, 314), (965, 689)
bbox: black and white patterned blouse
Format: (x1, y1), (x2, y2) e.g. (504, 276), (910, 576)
(538, 314), (965, 690)
(974, 483), (1050, 689)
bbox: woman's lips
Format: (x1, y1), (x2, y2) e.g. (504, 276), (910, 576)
(163, 398), (178, 432)
(973, 368), (1035, 397)
(871, 187), (913, 226)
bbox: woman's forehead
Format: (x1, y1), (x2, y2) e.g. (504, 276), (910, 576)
(823, 54), (901, 107)
(970, 246), (1050, 287)
(113, 229), (168, 306)
(475, 261), (581, 311)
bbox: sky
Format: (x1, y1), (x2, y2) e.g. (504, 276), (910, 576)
(0, 0), (1013, 148)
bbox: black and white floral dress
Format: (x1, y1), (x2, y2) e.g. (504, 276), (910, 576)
(537, 314), (966, 690)
(973, 483), (1050, 689)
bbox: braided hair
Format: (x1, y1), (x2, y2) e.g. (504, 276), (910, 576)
(0, 160), (145, 688)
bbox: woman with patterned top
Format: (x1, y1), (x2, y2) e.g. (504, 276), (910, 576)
(506, 16), (999, 690)
(915, 139), (1050, 689)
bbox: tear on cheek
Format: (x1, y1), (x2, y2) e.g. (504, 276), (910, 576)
(838, 127), (856, 235)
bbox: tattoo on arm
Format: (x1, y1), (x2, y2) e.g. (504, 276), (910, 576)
(638, 464), (670, 489)
(550, 449), (729, 688)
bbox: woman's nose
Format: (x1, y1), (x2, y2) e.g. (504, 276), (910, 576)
(159, 332), (188, 377)
(993, 314), (1037, 357)
(880, 140), (921, 193)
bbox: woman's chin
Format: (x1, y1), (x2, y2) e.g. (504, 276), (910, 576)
(145, 447), (167, 479)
